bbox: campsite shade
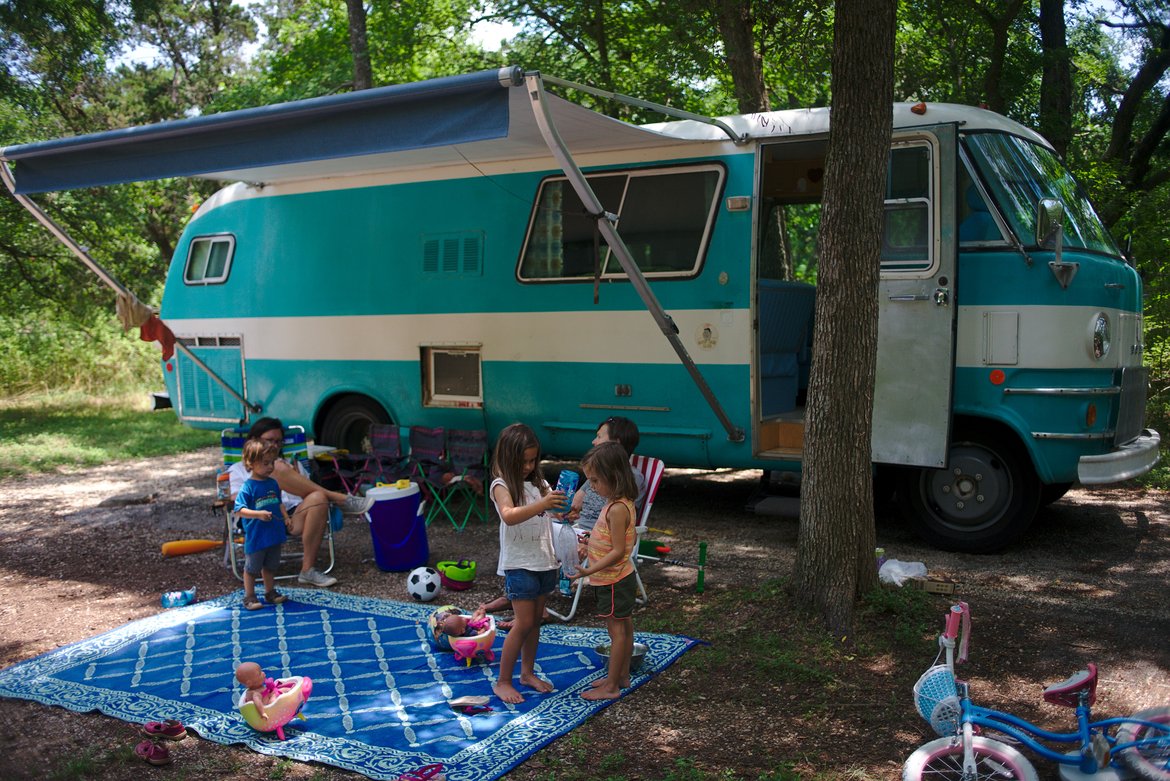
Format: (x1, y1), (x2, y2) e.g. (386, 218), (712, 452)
(0, 66), (686, 194)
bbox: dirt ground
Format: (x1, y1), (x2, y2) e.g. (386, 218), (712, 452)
(0, 447), (1167, 780)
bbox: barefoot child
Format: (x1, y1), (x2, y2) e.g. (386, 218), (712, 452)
(233, 439), (291, 610)
(489, 423), (565, 704)
(568, 440), (638, 700)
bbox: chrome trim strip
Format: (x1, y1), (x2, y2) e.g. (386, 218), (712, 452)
(1032, 431), (1113, 440)
(1004, 387), (1119, 396)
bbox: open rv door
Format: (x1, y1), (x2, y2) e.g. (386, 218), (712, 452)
(871, 123), (958, 467)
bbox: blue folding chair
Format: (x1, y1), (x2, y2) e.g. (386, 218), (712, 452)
(220, 425), (336, 581)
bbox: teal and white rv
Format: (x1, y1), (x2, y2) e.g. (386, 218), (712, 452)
(2, 67), (1158, 552)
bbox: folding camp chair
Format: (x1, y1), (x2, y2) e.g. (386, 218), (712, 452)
(547, 454), (665, 622)
(429, 428), (489, 530)
(406, 426), (447, 521)
(353, 423), (411, 489)
(220, 425), (336, 582)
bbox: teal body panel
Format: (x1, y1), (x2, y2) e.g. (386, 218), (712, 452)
(956, 247), (1141, 310)
(160, 154), (760, 467)
(163, 157), (755, 319)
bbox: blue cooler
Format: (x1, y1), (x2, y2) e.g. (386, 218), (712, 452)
(366, 482), (428, 572)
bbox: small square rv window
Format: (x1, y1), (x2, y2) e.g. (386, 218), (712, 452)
(423, 347), (483, 408)
(185, 235), (235, 284)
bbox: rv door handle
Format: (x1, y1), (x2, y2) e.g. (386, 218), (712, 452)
(934, 287), (950, 306)
(888, 294), (929, 302)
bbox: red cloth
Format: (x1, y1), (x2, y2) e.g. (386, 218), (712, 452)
(139, 315), (176, 360)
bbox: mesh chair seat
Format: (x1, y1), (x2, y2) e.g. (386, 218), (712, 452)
(429, 428), (490, 530)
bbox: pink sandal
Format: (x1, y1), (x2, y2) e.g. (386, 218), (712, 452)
(397, 763), (446, 781)
(135, 739), (173, 766)
(141, 719), (187, 741)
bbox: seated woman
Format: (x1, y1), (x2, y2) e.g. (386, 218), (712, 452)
(228, 417), (373, 587)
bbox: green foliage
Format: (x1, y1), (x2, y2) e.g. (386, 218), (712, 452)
(0, 314), (161, 395)
(0, 391), (219, 478)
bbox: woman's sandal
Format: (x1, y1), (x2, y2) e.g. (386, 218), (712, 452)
(135, 739), (173, 766)
(397, 764), (445, 781)
(141, 719), (187, 741)
(265, 591), (288, 605)
(244, 597), (263, 611)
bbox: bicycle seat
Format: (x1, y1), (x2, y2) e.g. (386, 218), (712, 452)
(1042, 662), (1098, 708)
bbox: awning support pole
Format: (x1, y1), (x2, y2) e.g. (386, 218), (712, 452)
(523, 73), (745, 443)
(0, 158), (260, 413)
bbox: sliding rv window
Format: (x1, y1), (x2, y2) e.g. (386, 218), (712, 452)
(518, 164), (723, 282)
(184, 234), (235, 284)
(881, 143), (933, 273)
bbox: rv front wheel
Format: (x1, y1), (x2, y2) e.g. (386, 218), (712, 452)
(318, 396), (390, 454)
(896, 427), (1040, 553)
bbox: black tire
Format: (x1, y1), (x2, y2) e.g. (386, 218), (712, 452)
(1039, 481), (1074, 507)
(317, 396), (389, 454)
(1117, 706), (1170, 781)
(895, 426), (1040, 553)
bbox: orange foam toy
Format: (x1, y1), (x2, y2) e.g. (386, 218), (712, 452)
(161, 539), (224, 557)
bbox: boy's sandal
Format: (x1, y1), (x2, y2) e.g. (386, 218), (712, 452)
(265, 591), (288, 605)
(243, 597), (263, 611)
(135, 739), (173, 766)
(397, 764), (445, 781)
(141, 719), (187, 740)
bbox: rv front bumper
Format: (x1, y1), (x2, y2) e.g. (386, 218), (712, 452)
(1077, 428), (1161, 485)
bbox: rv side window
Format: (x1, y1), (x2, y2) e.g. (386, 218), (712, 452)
(518, 165), (723, 282)
(881, 144), (933, 273)
(184, 235), (235, 284)
(422, 346), (483, 408)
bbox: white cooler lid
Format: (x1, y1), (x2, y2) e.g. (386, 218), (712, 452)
(366, 482), (420, 501)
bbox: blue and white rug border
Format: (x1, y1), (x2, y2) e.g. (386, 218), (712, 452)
(0, 589), (698, 780)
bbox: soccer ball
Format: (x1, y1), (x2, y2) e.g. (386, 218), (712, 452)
(406, 567), (441, 601)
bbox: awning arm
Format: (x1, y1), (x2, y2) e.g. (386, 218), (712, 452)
(540, 74), (748, 145)
(523, 73), (745, 443)
(0, 157), (261, 413)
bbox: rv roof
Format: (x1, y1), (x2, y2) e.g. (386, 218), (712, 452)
(1, 65), (1050, 194)
(645, 102), (1051, 149)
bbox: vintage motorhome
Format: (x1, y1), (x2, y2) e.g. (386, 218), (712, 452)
(2, 67), (1158, 551)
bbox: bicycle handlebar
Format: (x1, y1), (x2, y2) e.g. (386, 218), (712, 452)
(941, 602), (970, 664)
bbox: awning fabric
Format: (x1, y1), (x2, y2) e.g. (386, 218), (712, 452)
(1, 66), (684, 194)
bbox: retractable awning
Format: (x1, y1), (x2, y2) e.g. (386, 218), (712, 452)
(1, 66), (683, 193)
(2, 66), (744, 441)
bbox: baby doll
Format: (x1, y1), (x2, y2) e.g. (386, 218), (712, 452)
(235, 661), (295, 721)
(434, 605), (489, 638)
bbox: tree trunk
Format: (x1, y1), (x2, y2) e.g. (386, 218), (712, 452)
(713, 0), (769, 113)
(345, 0), (372, 91)
(794, 0), (892, 635)
(1038, 0), (1072, 157)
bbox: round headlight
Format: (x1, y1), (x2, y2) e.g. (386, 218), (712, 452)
(1090, 312), (1111, 360)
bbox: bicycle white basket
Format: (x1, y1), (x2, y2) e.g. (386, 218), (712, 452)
(913, 664), (961, 736)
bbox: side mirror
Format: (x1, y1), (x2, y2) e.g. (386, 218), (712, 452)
(1037, 198), (1078, 289)
(1035, 198), (1064, 247)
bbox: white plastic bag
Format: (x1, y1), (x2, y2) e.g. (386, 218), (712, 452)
(878, 559), (927, 586)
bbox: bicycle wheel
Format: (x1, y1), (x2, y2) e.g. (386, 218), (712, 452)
(1117, 706), (1170, 781)
(903, 736), (1039, 781)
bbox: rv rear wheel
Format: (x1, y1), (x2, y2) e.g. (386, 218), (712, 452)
(318, 396), (390, 454)
(895, 428), (1040, 553)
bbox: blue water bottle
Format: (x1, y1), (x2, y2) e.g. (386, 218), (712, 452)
(554, 471), (579, 516)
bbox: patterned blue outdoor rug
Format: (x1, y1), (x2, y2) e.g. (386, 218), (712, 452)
(0, 588), (697, 780)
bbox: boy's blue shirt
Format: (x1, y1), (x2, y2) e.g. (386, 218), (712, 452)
(233, 476), (288, 554)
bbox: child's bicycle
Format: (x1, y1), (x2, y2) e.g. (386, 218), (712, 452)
(902, 602), (1170, 781)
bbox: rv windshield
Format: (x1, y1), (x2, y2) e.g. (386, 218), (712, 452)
(963, 133), (1120, 257)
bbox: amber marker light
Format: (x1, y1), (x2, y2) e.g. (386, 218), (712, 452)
(989, 369), (1005, 385)
(1086, 403), (1097, 428)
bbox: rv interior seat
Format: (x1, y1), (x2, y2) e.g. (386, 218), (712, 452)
(758, 279), (817, 417)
